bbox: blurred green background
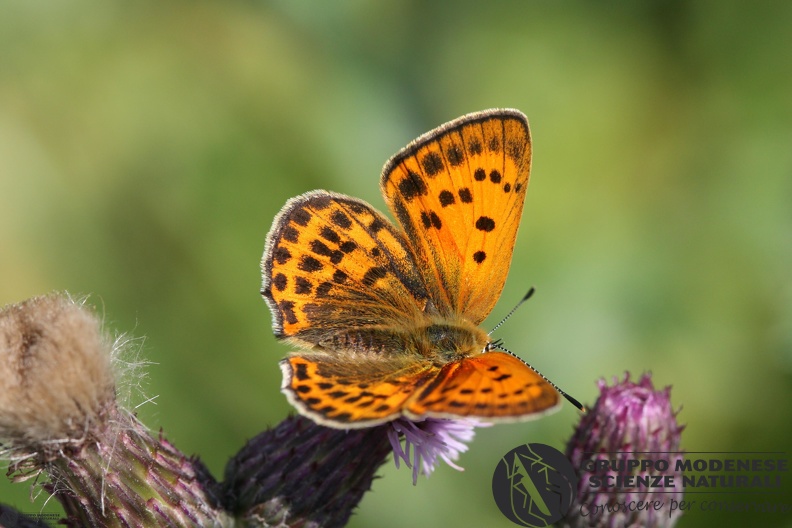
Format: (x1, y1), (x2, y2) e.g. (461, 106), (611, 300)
(1, 1), (791, 527)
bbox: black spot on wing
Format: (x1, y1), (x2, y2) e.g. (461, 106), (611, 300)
(489, 170), (502, 183)
(421, 152), (444, 177)
(298, 255), (323, 272)
(292, 208), (311, 226)
(315, 281), (333, 298)
(273, 247), (292, 265)
(280, 301), (298, 324)
(475, 216), (496, 232)
(446, 144), (464, 166)
(320, 226), (341, 244)
(331, 210), (352, 229)
(438, 190), (455, 207)
(421, 212), (431, 229)
(295, 277), (312, 294)
(398, 171), (428, 202)
(420, 211), (442, 230)
(310, 239), (344, 265)
(282, 225), (299, 243)
(339, 240), (357, 253)
(273, 273), (288, 291)
(369, 217), (385, 234)
(311, 195), (332, 210)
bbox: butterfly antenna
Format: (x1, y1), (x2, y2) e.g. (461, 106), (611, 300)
(488, 341), (587, 413)
(488, 287), (536, 336)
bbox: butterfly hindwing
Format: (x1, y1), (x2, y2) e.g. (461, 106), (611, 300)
(281, 354), (439, 428)
(281, 351), (560, 427)
(406, 352), (561, 421)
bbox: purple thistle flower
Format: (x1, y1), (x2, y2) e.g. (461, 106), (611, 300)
(387, 418), (487, 485)
(562, 373), (685, 528)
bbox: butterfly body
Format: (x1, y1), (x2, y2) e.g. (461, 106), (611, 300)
(310, 315), (486, 361)
(262, 109), (562, 429)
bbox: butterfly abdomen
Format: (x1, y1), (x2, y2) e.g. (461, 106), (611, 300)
(314, 320), (487, 361)
(321, 328), (407, 355)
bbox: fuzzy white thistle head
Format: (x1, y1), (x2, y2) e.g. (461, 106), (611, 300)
(0, 293), (115, 452)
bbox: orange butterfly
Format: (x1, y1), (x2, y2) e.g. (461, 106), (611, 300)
(262, 109), (569, 429)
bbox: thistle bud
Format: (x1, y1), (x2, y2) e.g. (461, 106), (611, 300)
(0, 293), (115, 450)
(562, 373), (685, 528)
(0, 294), (229, 527)
(223, 415), (392, 528)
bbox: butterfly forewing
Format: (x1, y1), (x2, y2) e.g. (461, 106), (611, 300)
(262, 190), (429, 347)
(381, 110), (531, 324)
